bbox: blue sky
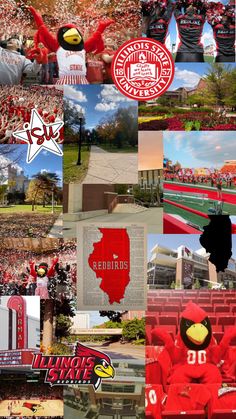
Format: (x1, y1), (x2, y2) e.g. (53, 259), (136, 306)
(0, 145), (62, 182)
(77, 311), (109, 327)
(164, 132), (236, 169)
(169, 63), (236, 90)
(148, 234), (236, 259)
(64, 85), (138, 131)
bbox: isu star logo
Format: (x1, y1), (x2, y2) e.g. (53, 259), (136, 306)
(13, 109), (63, 163)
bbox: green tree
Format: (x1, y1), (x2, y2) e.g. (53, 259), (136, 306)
(114, 184), (129, 195)
(204, 64), (230, 106)
(122, 318), (145, 341)
(99, 311), (123, 322)
(194, 279), (201, 289)
(55, 314), (73, 341)
(64, 99), (86, 144)
(0, 185), (8, 204)
(224, 67), (236, 110)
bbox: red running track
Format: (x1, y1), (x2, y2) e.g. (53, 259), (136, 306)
(164, 182), (236, 205)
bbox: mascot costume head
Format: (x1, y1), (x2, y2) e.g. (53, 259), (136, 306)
(27, 6), (114, 84)
(152, 301), (236, 384)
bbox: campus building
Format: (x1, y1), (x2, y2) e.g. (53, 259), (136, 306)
(0, 296), (40, 368)
(72, 311), (90, 329)
(0, 164), (30, 193)
(149, 78), (208, 105)
(147, 244), (236, 289)
(64, 362), (145, 419)
(138, 169), (163, 190)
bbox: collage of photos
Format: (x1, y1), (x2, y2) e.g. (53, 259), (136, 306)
(0, 0), (235, 418)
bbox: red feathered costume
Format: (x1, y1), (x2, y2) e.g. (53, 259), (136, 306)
(152, 302), (236, 384)
(28, 6), (114, 84)
(29, 257), (58, 299)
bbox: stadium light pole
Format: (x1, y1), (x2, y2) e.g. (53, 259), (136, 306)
(77, 112), (84, 166)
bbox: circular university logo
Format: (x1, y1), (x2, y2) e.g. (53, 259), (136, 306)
(111, 38), (174, 101)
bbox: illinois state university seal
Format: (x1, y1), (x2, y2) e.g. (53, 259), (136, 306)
(112, 38), (174, 101)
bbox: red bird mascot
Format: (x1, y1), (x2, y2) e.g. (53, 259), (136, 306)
(152, 301), (236, 384)
(28, 6), (114, 84)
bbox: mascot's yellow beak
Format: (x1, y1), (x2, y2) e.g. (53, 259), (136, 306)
(37, 268), (46, 276)
(63, 28), (82, 45)
(186, 323), (208, 345)
(94, 363), (115, 379)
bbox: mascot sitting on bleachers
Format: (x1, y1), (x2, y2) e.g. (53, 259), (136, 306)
(152, 301), (236, 384)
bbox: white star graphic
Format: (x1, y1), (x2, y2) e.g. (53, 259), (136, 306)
(13, 109), (63, 163)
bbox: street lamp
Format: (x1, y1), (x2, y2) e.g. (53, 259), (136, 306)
(87, 131), (90, 151)
(51, 185), (55, 214)
(77, 112), (84, 166)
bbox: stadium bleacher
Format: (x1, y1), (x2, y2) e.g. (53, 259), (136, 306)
(146, 290), (236, 418)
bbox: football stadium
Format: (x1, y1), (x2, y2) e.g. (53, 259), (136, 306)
(163, 157), (236, 233)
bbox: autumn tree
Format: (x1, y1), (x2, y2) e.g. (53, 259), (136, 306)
(64, 99), (86, 143)
(94, 106), (138, 149)
(25, 172), (60, 210)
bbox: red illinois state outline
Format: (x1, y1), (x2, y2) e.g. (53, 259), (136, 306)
(88, 228), (130, 304)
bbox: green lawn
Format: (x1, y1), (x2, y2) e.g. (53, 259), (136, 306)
(98, 144), (138, 153)
(63, 144), (90, 183)
(0, 205), (62, 213)
(171, 53), (214, 63)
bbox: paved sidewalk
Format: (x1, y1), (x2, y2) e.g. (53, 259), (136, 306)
(83, 146), (138, 184)
(48, 214), (63, 238)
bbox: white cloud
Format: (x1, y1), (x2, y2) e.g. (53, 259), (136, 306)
(99, 85), (133, 103)
(165, 132), (236, 166)
(0, 155), (22, 175)
(174, 67), (201, 88)
(68, 100), (85, 115)
(201, 30), (214, 47)
(95, 102), (117, 112)
(95, 85), (134, 112)
(64, 86), (87, 102)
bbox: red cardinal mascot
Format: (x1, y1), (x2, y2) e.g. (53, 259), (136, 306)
(152, 301), (236, 384)
(28, 6), (114, 84)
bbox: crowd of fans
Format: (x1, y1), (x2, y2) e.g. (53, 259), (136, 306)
(164, 170), (236, 188)
(0, 382), (63, 400)
(0, 0), (140, 85)
(0, 85), (63, 143)
(0, 240), (76, 298)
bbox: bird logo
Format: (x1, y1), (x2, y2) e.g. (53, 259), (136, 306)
(75, 342), (115, 390)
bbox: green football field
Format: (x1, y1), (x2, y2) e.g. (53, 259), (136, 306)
(164, 193), (236, 216)
(164, 202), (209, 230)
